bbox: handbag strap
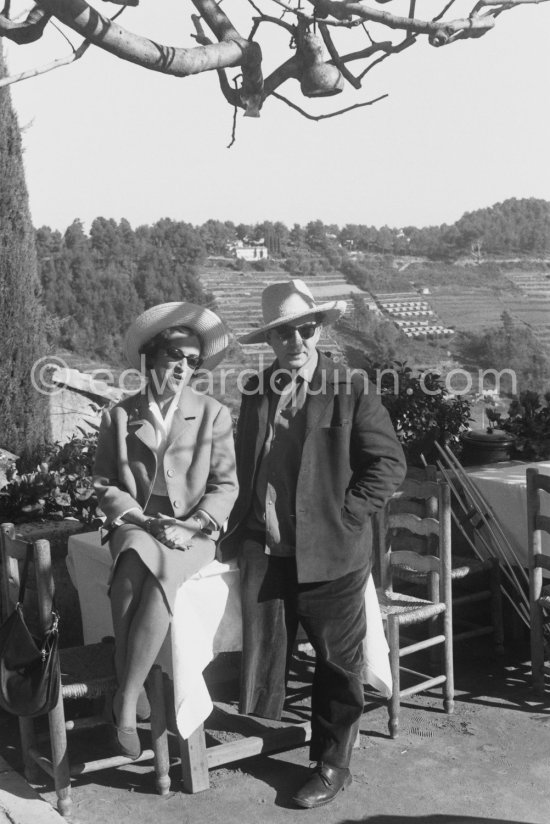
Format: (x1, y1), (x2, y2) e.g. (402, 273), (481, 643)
(16, 546), (59, 633)
(17, 546), (33, 605)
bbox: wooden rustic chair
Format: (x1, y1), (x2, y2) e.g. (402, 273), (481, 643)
(375, 478), (454, 738)
(0, 523), (171, 818)
(526, 468), (550, 695)
(390, 466), (504, 653)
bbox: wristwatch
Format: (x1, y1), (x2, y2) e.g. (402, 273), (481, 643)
(192, 511), (213, 535)
(143, 518), (155, 534)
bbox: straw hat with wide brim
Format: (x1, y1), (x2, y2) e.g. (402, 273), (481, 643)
(238, 279), (347, 345)
(124, 302), (230, 371)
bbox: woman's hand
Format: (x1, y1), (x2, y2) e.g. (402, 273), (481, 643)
(139, 517), (167, 539)
(153, 514), (199, 550)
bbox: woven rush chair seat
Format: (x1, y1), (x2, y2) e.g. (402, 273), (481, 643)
(389, 467), (504, 652)
(59, 643), (117, 700)
(378, 590), (446, 624)
(374, 478), (454, 739)
(0, 524), (170, 818)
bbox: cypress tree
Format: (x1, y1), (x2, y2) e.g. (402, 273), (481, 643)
(0, 44), (50, 456)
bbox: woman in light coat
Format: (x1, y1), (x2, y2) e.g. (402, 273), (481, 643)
(93, 302), (238, 759)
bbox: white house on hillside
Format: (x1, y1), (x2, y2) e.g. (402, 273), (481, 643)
(228, 239), (269, 261)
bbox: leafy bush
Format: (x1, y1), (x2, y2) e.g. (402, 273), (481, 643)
(366, 361), (473, 466)
(0, 431), (102, 525)
(487, 391), (550, 461)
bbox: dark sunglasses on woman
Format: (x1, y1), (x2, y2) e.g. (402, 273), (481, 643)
(158, 347), (202, 369)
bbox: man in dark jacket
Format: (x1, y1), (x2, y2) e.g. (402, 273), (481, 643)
(221, 279), (406, 808)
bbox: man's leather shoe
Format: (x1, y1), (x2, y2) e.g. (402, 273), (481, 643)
(292, 762), (352, 809)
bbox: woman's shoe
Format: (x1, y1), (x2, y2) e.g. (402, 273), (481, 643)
(104, 692), (141, 760)
(112, 724), (142, 760)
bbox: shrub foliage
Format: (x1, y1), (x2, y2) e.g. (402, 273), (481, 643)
(0, 44), (50, 456)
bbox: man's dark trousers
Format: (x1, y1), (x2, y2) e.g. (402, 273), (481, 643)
(239, 539), (369, 769)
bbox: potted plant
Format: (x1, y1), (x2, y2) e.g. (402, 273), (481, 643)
(367, 361), (472, 467)
(486, 391), (550, 462)
(0, 430), (104, 647)
(0, 430), (102, 526)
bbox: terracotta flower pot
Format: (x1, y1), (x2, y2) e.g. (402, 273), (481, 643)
(461, 430), (516, 466)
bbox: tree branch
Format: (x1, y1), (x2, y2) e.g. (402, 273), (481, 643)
(1, 0), (547, 117)
(191, 15), (240, 108)
(263, 54), (300, 96)
(337, 38), (406, 65)
(310, 0), (496, 45)
(188, 0), (263, 113)
(318, 21), (361, 88)
(0, 38), (89, 87)
(38, 0), (250, 75)
(269, 0), (365, 27)
(0, 4), (51, 44)
(271, 89), (389, 119)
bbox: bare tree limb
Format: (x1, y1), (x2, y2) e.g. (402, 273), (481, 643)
(271, 89), (389, 119)
(471, 0), (549, 14)
(191, 15), (240, 107)
(0, 38), (89, 87)
(269, 0), (364, 26)
(432, 0), (459, 23)
(338, 37), (412, 65)
(227, 78), (239, 147)
(356, 35), (415, 79)
(38, 0), (251, 75)
(476, 0), (549, 5)
(318, 22), (361, 88)
(310, 0), (496, 45)
(248, 14), (295, 39)
(263, 54), (300, 96)
(0, 4), (51, 44)
(1, 0), (548, 117)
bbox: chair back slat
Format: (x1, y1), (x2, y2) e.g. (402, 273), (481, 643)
(390, 550), (440, 574)
(376, 468), (452, 605)
(388, 512), (439, 537)
(394, 478), (440, 502)
(0, 523), (54, 632)
(526, 467), (550, 694)
(534, 555), (550, 572)
(535, 515), (550, 535)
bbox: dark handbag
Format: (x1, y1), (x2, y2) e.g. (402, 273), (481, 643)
(0, 548), (61, 717)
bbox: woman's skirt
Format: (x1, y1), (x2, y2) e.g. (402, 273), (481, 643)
(108, 494), (216, 612)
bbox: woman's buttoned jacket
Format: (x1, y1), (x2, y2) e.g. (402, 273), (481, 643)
(93, 386), (238, 536)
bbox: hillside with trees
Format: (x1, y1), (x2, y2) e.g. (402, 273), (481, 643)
(38, 217), (209, 361)
(34, 197), (550, 363)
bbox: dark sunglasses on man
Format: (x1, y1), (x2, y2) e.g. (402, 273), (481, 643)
(158, 346), (202, 369)
(272, 322), (319, 342)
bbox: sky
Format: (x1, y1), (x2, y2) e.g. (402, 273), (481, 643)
(3, 0), (550, 232)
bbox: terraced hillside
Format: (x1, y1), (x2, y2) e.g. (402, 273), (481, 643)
(200, 266), (372, 374)
(374, 291), (454, 340)
(428, 283), (550, 350)
(501, 270), (550, 347)
(428, 289), (510, 332)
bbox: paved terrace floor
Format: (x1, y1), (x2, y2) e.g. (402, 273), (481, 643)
(0, 632), (548, 824)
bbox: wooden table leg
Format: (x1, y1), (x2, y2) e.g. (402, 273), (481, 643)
(179, 724), (209, 793)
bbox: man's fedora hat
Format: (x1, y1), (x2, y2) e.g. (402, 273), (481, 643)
(238, 279), (347, 345)
(124, 301), (229, 371)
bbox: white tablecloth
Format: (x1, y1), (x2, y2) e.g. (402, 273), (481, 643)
(66, 532), (391, 738)
(464, 460), (550, 567)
